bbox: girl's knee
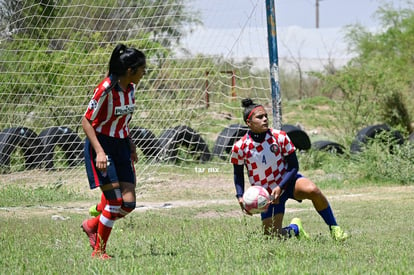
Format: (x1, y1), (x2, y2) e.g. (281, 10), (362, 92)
(296, 178), (322, 198)
(118, 201), (136, 218)
(122, 201), (136, 212)
(309, 185), (322, 197)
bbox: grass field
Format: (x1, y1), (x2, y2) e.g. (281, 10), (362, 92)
(1, 170), (413, 274)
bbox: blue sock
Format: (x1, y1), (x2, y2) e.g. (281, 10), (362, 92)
(284, 224), (299, 237)
(318, 205), (338, 228)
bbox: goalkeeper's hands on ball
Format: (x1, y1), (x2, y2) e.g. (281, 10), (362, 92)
(270, 185), (284, 204)
(238, 197), (253, 216)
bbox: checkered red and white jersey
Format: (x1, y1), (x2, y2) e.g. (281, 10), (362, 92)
(230, 129), (295, 193)
(84, 76), (135, 139)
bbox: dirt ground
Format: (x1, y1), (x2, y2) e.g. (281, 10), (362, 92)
(2, 169), (414, 220)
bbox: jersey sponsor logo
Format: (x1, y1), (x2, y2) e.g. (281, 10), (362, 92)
(88, 99), (98, 110)
(114, 104), (135, 116)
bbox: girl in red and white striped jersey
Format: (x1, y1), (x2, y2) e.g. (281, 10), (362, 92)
(81, 44), (146, 259)
(231, 98), (348, 241)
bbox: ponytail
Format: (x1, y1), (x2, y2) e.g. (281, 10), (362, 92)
(107, 44), (146, 77)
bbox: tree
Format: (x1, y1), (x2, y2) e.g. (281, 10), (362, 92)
(0, 0), (56, 39)
(317, 1), (414, 137)
(0, 0), (200, 128)
(0, 0), (199, 49)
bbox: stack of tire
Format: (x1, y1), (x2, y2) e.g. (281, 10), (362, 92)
(130, 125), (211, 163)
(0, 126), (83, 172)
(211, 123), (313, 160)
(0, 123), (407, 173)
(211, 123), (406, 159)
(0, 124), (213, 173)
(349, 124), (404, 153)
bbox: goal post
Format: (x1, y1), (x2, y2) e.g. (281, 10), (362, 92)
(0, 0), (274, 184)
(266, 0), (282, 130)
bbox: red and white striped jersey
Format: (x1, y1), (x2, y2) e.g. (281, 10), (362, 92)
(84, 76), (135, 139)
(230, 129), (295, 193)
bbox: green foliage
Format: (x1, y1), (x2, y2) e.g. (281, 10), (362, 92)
(299, 149), (345, 172)
(315, 2), (414, 136)
(316, 61), (407, 138)
(0, 0), (196, 130)
(297, 128), (414, 187)
(348, 141), (414, 185)
(381, 91), (413, 135)
(0, 148), (26, 174)
(279, 69), (323, 100)
(296, 97), (414, 186)
(0, 39), (104, 128)
(1, 0), (414, 188)
(0, 0), (198, 47)
(0, 0), (57, 38)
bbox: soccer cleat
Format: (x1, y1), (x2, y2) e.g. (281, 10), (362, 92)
(89, 204), (100, 217)
(331, 225), (349, 241)
(81, 220), (97, 249)
(91, 250), (112, 260)
(290, 218), (310, 240)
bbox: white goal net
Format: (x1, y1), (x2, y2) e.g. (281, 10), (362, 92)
(0, 0), (273, 185)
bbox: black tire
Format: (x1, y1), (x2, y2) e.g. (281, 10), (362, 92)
(0, 127), (43, 171)
(157, 125), (211, 163)
(312, 140), (345, 155)
(129, 127), (160, 159)
(38, 126), (84, 169)
(281, 124), (311, 151)
(350, 124), (405, 153)
(212, 124), (248, 160)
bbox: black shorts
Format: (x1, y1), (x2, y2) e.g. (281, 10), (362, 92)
(84, 134), (135, 189)
(261, 173), (303, 220)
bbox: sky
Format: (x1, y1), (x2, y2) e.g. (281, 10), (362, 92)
(190, 0), (409, 29)
(183, 0), (410, 70)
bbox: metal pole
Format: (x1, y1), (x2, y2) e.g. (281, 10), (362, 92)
(316, 0), (319, 28)
(265, 0), (282, 130)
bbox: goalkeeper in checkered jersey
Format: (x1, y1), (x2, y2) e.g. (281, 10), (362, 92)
(230, 98), (348, 241)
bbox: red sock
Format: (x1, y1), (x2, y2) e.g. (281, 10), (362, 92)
(94, 198), (122, 252)
(86, 216), (100, 231)
(96, 193), (107, 212)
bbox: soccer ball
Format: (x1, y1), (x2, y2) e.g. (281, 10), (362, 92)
(242, 185), (271, 214)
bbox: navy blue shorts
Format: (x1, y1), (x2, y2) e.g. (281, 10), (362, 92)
(261, 173), (303, 220)
(84, 134), (135, 189)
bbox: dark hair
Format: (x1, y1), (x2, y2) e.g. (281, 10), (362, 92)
(108, 44), (146, 77)
(242, 98), (263, 122)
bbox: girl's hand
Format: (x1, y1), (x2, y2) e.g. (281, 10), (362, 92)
(238, 197), (252, 216)
(271, 186), (284, 204)
(131, 151), (138, 163)
(129, 137), (138, 163)
(95, 151), (108, 171)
